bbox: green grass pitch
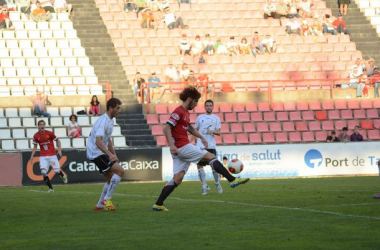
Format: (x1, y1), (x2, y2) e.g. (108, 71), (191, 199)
(2, 176), (380, 250)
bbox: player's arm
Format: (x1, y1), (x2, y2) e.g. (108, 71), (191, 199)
(191, 127), (200, 143)
(188, 124), (208, 148)
(96, 136), (117, 162)
(56, 139), (62, 157)
(209, 128), (221, 136)
(30, 144), (37, 163)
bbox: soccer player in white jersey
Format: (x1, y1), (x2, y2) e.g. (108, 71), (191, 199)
(194, 100), (223, 195)
(86, 98), (124, 211)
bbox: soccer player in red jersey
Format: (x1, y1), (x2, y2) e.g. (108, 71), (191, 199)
(152, 87), (249, 211)
(30, 120), (68, 192)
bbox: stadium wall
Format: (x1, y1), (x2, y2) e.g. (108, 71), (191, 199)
(0, 153), (22, 186)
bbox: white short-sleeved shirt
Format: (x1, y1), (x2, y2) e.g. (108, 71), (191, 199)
(286, 20), (300, 30)
(54, 0), (67, 9)
(164, 13), (175, 25)
(86, 113), (114, 160)
(262, 37), (274, 47)
(299, 0), (311, 12)
(165, 66), (179, 79)
(195, 113), (221, 149)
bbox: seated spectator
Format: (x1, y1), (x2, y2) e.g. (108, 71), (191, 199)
(263, 0), (277, 19)
(0, 8), (14, 29)
(67, 115), (81, 138)
(162, 8), (187, 29)
(135, 0), (146, 18)
(145, 72), (165, 104)
(187, 70), (197, 86)
(262, 34), (277, 53)
(286, 15), (301, 35)
(141, 8), (155, 29)
(338, 127), (350, 142)
(326, 131), (339, 142)
(366, 58), (376, 77)
(29, 93), (51, 118)
(124, 0), (135, 12)
(350, 126), (363, 142)
(332, 13), (349, 34)
(214, 37), (228, 55)
(179, 63), (190, 83)
(239, 37), (253, 55)
(133, 72), (146, 100)
(252, 31), (264, 54)
(301, 19), (312, 36)
(40, 0), (54, 13)
(191, 35), (204, 61)
(179, 33), (191, 60)
(276, 0), (289, 18)
(54, 0), (73, 18)
(288, 0), (300, 18)
(88, 95), (101, 116)
(165, 62), (179, 83)
(147, 0), (160, 10)
(202, 33), (214, 55)
(19, 0), (32, 19)
(226, 36), (239, 56)
(323, 14), (337, 35)
(361, 68), (369, 97)
(311, 14), (323, 36)
(0, 0), (6, 9)
(158, 0), (169, 12)
(352, 58), (365, 76)
(197, 74), (215, 101)
(31, 1), (51, 22)
(371, 67), (380, 98)
(349, 66), (365, 98)
(298, 0), (314, 18)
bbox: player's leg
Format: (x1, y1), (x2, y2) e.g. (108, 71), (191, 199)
(102, 162), (124, 210)
(50, 156), (67, 184)
(40, 157), (54, 192)
(94, 173), (112, 211)
(211, 165), (223, 194)
(197, 164), (210, 195)
(373, 160), (380, 199)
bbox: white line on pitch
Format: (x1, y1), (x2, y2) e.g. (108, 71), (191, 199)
(323, 202), (380, 207)
(30, 190), (380, 221)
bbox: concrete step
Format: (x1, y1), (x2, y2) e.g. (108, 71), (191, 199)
(126, 140), (157, 147)
(125, 134), (155, 140)
(122, 124), (150, 130)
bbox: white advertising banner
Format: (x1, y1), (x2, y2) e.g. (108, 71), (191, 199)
(162, 142), (380, 180)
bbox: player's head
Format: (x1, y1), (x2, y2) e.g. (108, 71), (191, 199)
(223, 156), (228, 163)
(37, 120), (46, 133)
(179, 86), (201, 110)
(204, 99), (214, 114)
(69, 114), (77, 122)
(107, 98), (122, 118)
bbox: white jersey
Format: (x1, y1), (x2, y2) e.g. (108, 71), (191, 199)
(195, 113), (221, 149)
(86, 113), (114, 160)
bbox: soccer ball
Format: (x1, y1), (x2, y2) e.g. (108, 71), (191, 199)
(228, 159), (244, 174)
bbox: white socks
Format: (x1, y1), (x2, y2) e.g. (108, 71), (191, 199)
(198, 168), (207, 188)
(104, 174), (122, 200)
(97, 182), (109, 207)
(213, 170), (220, 185)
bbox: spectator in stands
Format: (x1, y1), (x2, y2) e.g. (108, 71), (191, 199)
(145, 72), (165, 104)
(262, 34), (277, 54)
(165, 62), (179, 83)
(311, 14), (323, 36)
(226, 36), (239, 56)
(332, 13), (349, 34)
(30, 93), (51, 118)
(252, 31), (264, 54)
(197, 74), (215, 100)
(191, 35), (204, 62)
(276, 0), (289, 19)
(288, 0), (300, 18)
(187, 70), (197, 87)
(179, 63), (190, 83)
(338, 127), (350, 142)
(0, 8), (14, 29)
(162, 8), (187, 30)
(286, 15), (301, 35)
(298, 0), (314, 18)
(322, 14), (337, 35)
(124, 0), (135, 12)
(179, 33), (191, 61)
(371, 67), (380, 98)
(0, 0), (6, 9)
(326, 131), (339, 142)
(89, 95), (101, 116)
(365, 58), (376, 77)
(19, 0), (32, 19)
(349, 66), (365, 98)
(67, 115), (81, 138)
(31, 1), (51, 22)
(214, 37), (228, 55)
(54, 0), (73, 18)
(301, 19), (312, 36)
(135, 0), (146, 18)
(202, 34), (214, 55)
(133, 72), (146, 100)
(222, 156), (228, 168)
(353, 58), (365, 76)
(350, 126), (363, 142)
(239, 37), (254, 55)
(158, 0), (169, 12)
(263, 0), (277, 19)
(40, 0), (54, 13)
(141, 8), (155, 29)
(338, 0), (349, 16)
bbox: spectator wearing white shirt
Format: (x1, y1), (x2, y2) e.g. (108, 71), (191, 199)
(165, 62), (180, 83)
(298, 0), (314, 18)
(179, 33), (191, 61)
(162, 8), (187, 29)
(40, 0), (54, 13)
(286, 15), (301, 35)
(262, 34), (277, 54)
(322, 14), (337, 35)
(226, 36), (239, 56)
(54, 0), (72, 17)
(202, 33), (214, 55)
(179, 63), (190, 84)
(349, 66), (365, 98)
(263, 0), (277, 19)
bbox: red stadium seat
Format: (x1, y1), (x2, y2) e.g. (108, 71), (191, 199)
(296, 122), (308, 131)
(289, 111), (302, 121)
(353, 110), (366, 119)
(368, 130), (380, 140)
(302, 132), (315, 142)
(258, 102), (271, 111)
(221, 123), (230, 133)
(263, 112), (276, 121)
(296, 101), (309, 110)
(246, 102), (258, 112)
(219, 103), (232, 113)
(236, 133), (249, 144)
(283, 122), (295, 131)
(238, 113), (250, 122)
(249, 133), (262, 144)
(340, 110), (353, 119)
(215, 135), (222, 145)
(159, 114), (170, 124)
(231, 123), (243, 133)
(309, 121), (321, 131)
(257, 122), (269, 132)
(151, 125), (164, 136)
(243, 123), (256, 132)
(322, 121), (334, 130)
(347, 100), (360, 109)
(315, 131), (328, 142)
(168, 104), (177, 114)
(155, 104), (168, 114)
(269, 122), (282, 132)
(284, 102), (296, 111)
(361, 120), (374, 130)
(348, 120), (360, 130)
(147, 114), (159, 125)
(374, 119), (380, 129)
(223, 134), (236, 144)
(275, 132), (288, 143)
(251, 112), (263, 122)
(322, 100), (334, 110)
(271, 102), (284, 111)
(215, 113), (224, 122)
(190, 113), (197, 122)
(232, 103), (245, 112)
(302, 111), (314, 120)
(361, 99), (373, 109)
(225, 113), (237, 122)
(277, 112), (289, 121)
(194, 105), (206, 114)
(315, 110), (328, 120)
(263, 133), (275, 143)
(334, 100), (347, 109)
(373, 99), (380, 108)
(309, 101), (321, 110)
(335, 120), (347, 130)
(328, 110), (340, 120)
(156, 136), (167, 146)
(289, 132), (302, 142)
(367, 109), (379, 118)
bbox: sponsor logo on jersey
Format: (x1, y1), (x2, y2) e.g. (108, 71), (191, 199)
(171, 113), (180, 120)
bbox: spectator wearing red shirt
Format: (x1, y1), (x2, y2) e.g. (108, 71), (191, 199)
(371, 67), (380, 98)
(332, 13), (350, 34)
(197, 74), (215, 101)
(0, 8), (14, 30)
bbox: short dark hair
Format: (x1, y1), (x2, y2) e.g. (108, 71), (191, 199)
(179, 86), (201, 102)
(223, 156), (228, 160)
(107, 98), (122, 110)
(331, 131), (336, 135)
(69, 114), (78, 121)
(354, 126), (360, 129)
(342, 127), (348, 131)
(37, 120), (45, 126)
(204, 99), (214, 106)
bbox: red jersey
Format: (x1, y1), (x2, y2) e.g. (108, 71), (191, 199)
(167, 106), (190, 148)
(33, 130), (58, 156)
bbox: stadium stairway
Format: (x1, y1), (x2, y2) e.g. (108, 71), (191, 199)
(70, 0), (156, 147)
(323, 0), (380, 62)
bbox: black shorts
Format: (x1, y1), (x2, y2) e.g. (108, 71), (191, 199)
(197, 149), (216, 166)
(91, 154), (117, 174)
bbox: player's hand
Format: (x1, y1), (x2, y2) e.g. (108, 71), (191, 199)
(170, 145), (178, 155)
(206, 129), (213, 135)
(58, 150), (62, 158)
(201, 137), (208, 148)
(109, 154), (118, 162)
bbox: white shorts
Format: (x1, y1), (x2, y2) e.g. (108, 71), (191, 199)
(173, 144), (208, 175)
(40, 155), (60, 172)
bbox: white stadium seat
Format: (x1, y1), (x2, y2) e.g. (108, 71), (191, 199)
(113, 137), (127, 147)
(60, 138), (71, 148)
(112, 126), (122, 136)
(23, 117), (36, 128)
(26, 128), (37, 138)
(12, 128), (26, 139)
(32, 40), (44, 48)
(38, 22), (49, 30)
(66, 30), (77, 38)
(47, 107), (59, 116)
(19, 39), (31, 48)
(8, 78), (20, 86)
(73, 77), (85, 85)
(1, 58), (13, 67)
(25, 21), (37, 30)
(48, 48), (61, 57)
(57, 39), (69, 48)
(65, 86), (77, 95)
(10, 48), (22, 57)
(61, 48), (73, 56)
(81, 126), (92, 137)
(56, 67), (69, 76)
(4, 68), (17, 77)
(51, 86), (64, 95)
(2, 140), (16, 150)
(60, 107), (72, 117)
(86, 76), (98, 85)
(6, 108), (19, 118)
(54, 128), (67, 138)
(45, 39), (56, 48)
(9, 118), (22, 127)
(23, 48), (35, 57)
(17, 67), (30, 77)
(78, 116), (90, 126)
(36, 48), (48, 57)
(91, 85), (103, 95)
(19, 108), (32, 117)
(6, 39), (18, 48)
(3, 31), (15, 39)
(50, 117), (63, 126)
(13, 21), (24, 30)
(14, 58), (26, 67)
(24, 86), (37, 96)
(65, 57), (77, 67)
(21, 78), (34, 86)
(40, 58), (52, 67)
(53, 30), (65, 39)
(0, 87), (10, 97)
(77, 85), (90, 95)
(50, 21), (61, 30)
(78, 57), (90, 66)
(27, 58), (39, 67)
(69, 67), (81, 76)
(61, 77), (73, 85)
(11, 86), (24, 96)
(16, 139), (30, 150)
(47, 77), (60, 85)
(52, 58), (65, 67)
(72, 138), (85, 148)
(0, 129), (12, 139)
(0, 118), (7, 127)
(91, 116), (99, 125)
